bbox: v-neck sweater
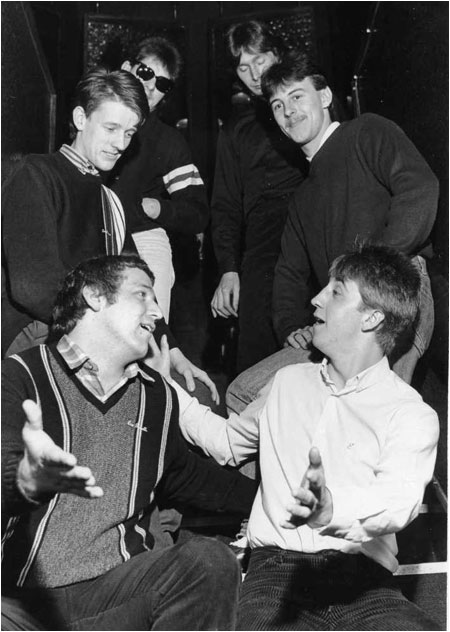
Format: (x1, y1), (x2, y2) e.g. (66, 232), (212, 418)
(2, 344), (256, 589)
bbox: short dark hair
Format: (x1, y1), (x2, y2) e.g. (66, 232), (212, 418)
(130, 36), (183, 81)
(50, 255), (154, 338)
(329, 244), (421, 355)
(226, 20), (286, 68)
(261, 52), (328, 100)
(72, 67), (149, 127)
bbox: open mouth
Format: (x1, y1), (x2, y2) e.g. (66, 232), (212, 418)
(313, 316), (325, 325)
(140, 324), (154, 334)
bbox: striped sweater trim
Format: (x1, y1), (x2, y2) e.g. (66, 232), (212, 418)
(8, 353), (41, 406)
(16, 346), (72, 587)
(101, 185), (126, 254)
(163, 164), (204, 194)
(156, 380), (173, 484)
(126, 384), (147, 519)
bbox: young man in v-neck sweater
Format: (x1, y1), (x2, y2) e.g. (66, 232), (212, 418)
(2, 254), (256, 631)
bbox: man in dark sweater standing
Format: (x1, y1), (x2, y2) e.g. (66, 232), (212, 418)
(2, 66), (218, 402)
(226, 52), (439, 413)
(2, 254), (256, 631)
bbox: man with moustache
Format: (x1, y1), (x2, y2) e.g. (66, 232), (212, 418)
(226, 52), (438, 412)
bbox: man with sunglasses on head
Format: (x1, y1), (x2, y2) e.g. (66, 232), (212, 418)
(111, 36), (209, 328)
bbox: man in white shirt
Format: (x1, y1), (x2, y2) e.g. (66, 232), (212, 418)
(173, 244), (440, 630)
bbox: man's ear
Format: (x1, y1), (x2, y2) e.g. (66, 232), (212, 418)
(361, 309), (385, 333)
(320, 86), (333, 109)
(121, 61), (133, 72)
(82, 285), (106, 313)
(72, 106), (87, 133)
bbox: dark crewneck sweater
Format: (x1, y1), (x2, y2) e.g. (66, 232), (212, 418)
(273, 114), (439, 343)
(2, 151), (174, 354)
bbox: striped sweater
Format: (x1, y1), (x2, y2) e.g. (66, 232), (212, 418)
(2, 344), (255, 590)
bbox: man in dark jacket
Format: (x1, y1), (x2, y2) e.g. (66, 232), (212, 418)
(2, 254), (256, 631)
(210, 20), (307, 374)
(111, 36), (209, 324)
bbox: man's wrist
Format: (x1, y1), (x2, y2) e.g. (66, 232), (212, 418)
(16, 460), (42, 505)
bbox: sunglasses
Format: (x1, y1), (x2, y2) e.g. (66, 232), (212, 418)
(135, 63), (174, 94)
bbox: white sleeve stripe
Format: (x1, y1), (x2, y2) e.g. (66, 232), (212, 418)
(163, 164), (200, 183)
(166, 176), (204, 194)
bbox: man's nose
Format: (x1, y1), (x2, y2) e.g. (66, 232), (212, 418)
(112, 131), (127, 151)
(148, 299), (163, 321)
(284, 103), (296, 118)
(250, 65), (260, 81)
(311, 289), (324, 307)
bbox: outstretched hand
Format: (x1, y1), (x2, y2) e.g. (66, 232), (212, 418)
(17, 400), (103, 502)
(281, 447), (332, 530)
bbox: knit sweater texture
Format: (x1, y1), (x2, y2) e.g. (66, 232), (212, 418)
(273, 113), (439, 343)
(1, 345), (256, 590)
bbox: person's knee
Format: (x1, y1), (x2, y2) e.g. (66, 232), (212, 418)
(179, 537), (241, 586)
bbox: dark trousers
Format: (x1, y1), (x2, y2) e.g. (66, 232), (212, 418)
(2, 537), (240, 631)
(237, 199), (289, 374)
(237, 548), (442, 631)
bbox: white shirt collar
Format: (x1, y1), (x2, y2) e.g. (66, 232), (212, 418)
(306, 121), (341, 162)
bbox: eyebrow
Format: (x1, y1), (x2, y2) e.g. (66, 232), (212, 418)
(270, 87), (307, 103)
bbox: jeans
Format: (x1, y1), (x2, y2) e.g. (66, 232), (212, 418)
(3, 537), (241, 631)
(237, 548), (441, 631)
(227, 257), (434, 414)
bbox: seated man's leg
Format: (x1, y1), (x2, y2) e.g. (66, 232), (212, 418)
(238, 549), (442, 631)
(337, 584), (442, 631)
(237, 548), (328, 631)
(49, 537), (241, 631)
(392, 256), (434, 384)
(226, 346), (317, 414)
